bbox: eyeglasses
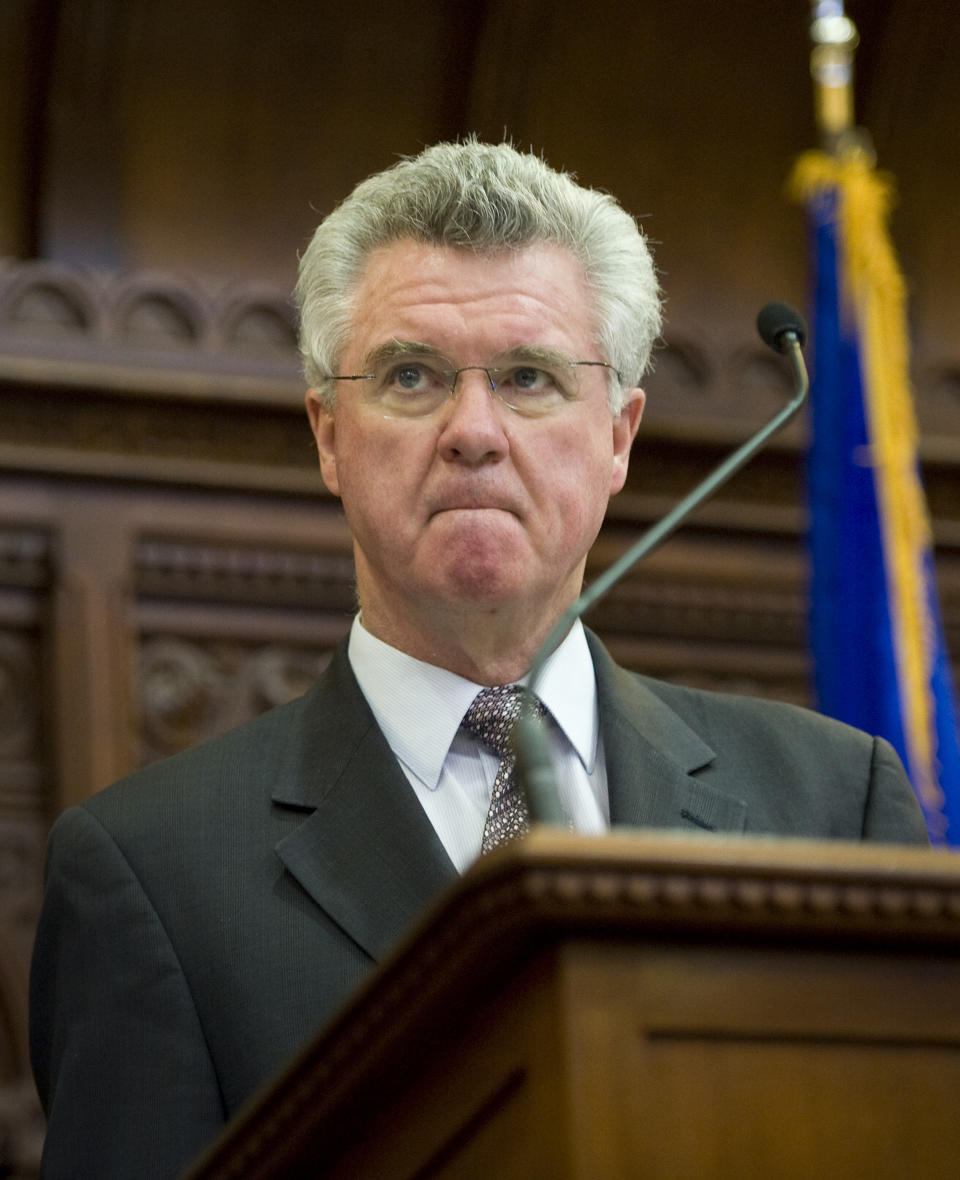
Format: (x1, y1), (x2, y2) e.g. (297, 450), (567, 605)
(326, 351), (622, 419)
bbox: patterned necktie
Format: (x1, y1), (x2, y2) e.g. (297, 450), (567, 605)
(462, 685), (545, 853)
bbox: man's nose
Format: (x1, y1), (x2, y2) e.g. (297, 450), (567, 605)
(436, 369), (509, 464)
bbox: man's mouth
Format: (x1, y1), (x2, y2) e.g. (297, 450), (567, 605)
(431, 500), (519, 518)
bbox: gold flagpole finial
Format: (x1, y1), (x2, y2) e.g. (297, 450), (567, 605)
(809, 2), (867, 157)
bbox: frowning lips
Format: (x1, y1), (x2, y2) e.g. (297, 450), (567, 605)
(427, 492), (523, 518)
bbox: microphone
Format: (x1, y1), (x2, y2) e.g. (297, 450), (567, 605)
(756, 301), (808, 353)
(515, 302), (810, 825)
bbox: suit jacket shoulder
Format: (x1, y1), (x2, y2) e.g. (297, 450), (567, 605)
(587, 631), (930, 844)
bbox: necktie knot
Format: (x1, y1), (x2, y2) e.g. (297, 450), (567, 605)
(462, 685), (528, 758)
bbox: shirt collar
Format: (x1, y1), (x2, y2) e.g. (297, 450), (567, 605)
(347, 616), (599, 788)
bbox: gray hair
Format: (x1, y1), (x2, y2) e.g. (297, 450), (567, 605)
(294, 139), (661, 412)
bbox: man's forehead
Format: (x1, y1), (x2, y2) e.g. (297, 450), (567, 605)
(345, 238), (596, 357)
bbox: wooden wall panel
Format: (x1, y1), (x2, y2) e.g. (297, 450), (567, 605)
(0, 536), (50, 1176)
(465, 0), (814, 343)
(0, 0), (56, 260)
(36, 0), (487, 283)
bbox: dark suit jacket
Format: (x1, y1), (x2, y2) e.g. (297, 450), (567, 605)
(30, 633), (929, 1178)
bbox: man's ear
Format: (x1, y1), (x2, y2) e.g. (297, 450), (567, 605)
(305, 389), (341, 496)
(609, 389), (645, 495)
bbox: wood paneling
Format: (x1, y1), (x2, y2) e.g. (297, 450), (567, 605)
(0, 535), (48, 1175)
(0, 0), (57, 260)
(35, 0), (487, 282)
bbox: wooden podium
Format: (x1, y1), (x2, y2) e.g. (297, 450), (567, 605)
(182, 832), (960, 1179)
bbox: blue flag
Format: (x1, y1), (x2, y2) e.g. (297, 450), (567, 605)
(793, 152), (960, 846)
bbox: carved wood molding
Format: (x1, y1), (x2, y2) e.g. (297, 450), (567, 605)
(139, 635), (336, 765)
(0, 258), (301, 397)
(136, 535), (355, 611)
(0, 260), (318, 492)
(0, 630), (41, 760)
(0, 528), (51, 592)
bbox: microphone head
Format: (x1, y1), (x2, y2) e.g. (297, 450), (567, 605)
(756, 302), (807, 353)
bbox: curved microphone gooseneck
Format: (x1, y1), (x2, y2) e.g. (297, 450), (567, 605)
(515, 302), (810, 825)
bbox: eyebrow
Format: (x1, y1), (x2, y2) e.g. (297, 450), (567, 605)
(361, 340), (448, 372)
(492, 345), (578, 369)
(361, 340), (580, 373)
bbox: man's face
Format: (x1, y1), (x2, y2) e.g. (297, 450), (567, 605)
(306, 239), (644, 652)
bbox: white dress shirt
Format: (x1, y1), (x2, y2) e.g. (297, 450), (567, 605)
(348, 616), (609, 872)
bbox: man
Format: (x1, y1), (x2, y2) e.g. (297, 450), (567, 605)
(30, 140), (929, 1178)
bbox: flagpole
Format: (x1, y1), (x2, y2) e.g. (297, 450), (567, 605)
(808, 2), (863, 155)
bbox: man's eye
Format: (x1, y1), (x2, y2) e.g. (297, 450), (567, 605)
(508, 366), (548, 391)
(392, 364), (426, 390)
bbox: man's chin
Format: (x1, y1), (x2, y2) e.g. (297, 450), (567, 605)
(431, 562), (523, 605)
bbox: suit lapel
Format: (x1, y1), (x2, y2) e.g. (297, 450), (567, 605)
(272, 643), (457, 962)
(268, 631), (748, 963)
(588, 633), (748, 834)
